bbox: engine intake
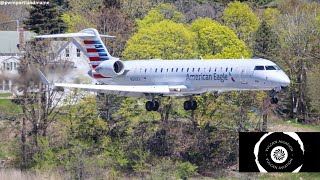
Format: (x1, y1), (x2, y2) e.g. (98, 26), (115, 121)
(95, 60), (125, 77)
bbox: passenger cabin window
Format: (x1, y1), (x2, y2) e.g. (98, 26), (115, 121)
(198, 68), (200, 72)
(145, 68), (147, 73)
(266, 66), (276, 70)
(155, 68), (157, 72)
(209, 67), (211, 72)
(192, 68), (195, 72)
(181, 68), (184, 72)
(231, 68), (233, 72)
(172, 68), (174, 72)
(187, 68), (189, 72)
(176, 68), (178, 72)
(161, 68), (163, 72)
(226, 67), (228, 72)
(254, 66), (265, 70)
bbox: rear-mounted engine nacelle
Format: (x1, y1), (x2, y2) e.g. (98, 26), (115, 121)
(95, 60), (125, 77)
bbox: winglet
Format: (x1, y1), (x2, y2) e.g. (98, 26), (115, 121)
(37, 69), (52, 86)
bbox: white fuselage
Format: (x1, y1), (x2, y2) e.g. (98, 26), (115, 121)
(95, 58), (290, 96)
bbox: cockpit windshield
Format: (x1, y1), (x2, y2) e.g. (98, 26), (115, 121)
(254, 65), (280, 71)
(265, 66), (276, 70)
(254, 66), (265, 70)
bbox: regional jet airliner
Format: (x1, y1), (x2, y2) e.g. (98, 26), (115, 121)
(36, 28), (290, 111)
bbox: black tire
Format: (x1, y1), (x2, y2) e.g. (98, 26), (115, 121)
(184, 101), (191, 111)
(146, 101), (153, 111)
(274, 97), (279, 104)
(153, 101), (159, 111)
(191, 100), (197, 110)
(255, 132), (304, 172)
(270, 97), (275, 104)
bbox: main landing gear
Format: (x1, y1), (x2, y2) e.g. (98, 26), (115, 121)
(146, 98), (159, 111)
(145, 96), (198, 111)
(183, 97), (197, 111)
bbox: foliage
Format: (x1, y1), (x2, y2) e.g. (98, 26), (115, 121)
(253, 20), (279, 59)
(123, 20), (197, 59)
(176, 161), (198, 179)
(190, 18), (251, 58)
(274, 0), (320, 119)
(223, 1), (259, 45)
(263, 8), (281, 26)
(61, 12), (96, 33)
(24, 3), (66, 34)
(136, 3), (185, 29)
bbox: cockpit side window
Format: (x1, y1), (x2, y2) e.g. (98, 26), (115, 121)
(254, 66), (265, 70)
(275, 66), (281, 70)
(265, 66), (276, 70)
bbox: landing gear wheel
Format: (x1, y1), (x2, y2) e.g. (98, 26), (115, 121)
(146, 101), (154, 111)
(184, 100), (197, 111)
(153, 101), (159, 111)
(184, 101), (191, 111)
(191, 100), (197, 110)
(146, 101), (159, 111)
(270, 97), (279, 104)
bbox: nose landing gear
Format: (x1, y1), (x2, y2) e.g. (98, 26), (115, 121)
(270, 87), (280, 104)
(270, 97), (278, 104)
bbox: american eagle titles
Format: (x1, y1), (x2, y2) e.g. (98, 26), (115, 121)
(186, 73), (229, 83)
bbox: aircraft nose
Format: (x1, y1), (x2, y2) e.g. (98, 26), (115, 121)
(280, 74), (290, 87)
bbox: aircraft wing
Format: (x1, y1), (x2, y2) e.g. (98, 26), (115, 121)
(53, 83), (171, 94)
(37, 69), (188, 95)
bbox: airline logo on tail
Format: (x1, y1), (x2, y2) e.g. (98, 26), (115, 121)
(79, 29), (114, 70)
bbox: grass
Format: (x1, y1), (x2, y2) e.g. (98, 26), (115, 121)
(0, 99), (21, 114)
(0, 93), (11, 98)
(0, 169), (67, 180)
(259, 173), (320, 180)
(275, 118), (320, 131)
(289, 121), (320, 131)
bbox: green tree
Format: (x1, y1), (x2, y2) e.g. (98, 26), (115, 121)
(136, 3), (185, 29)
(263, 8), (281, 26)
(223, 1), (259, 45)
(190, 18), (251, 59)
(274, 0), (320, 119)
(123, 20), (197, 59)
(24, 3), (66, 34)
(253, 20), (279, 59)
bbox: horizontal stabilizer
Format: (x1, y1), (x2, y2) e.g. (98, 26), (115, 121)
(35, 32), (95, 38)
(37, 69), (51, 86)
(35, 32), (116, 39)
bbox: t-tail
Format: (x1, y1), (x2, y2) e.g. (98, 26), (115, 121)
(35, 28), (125, 79)
(80, 28), (115, 69)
